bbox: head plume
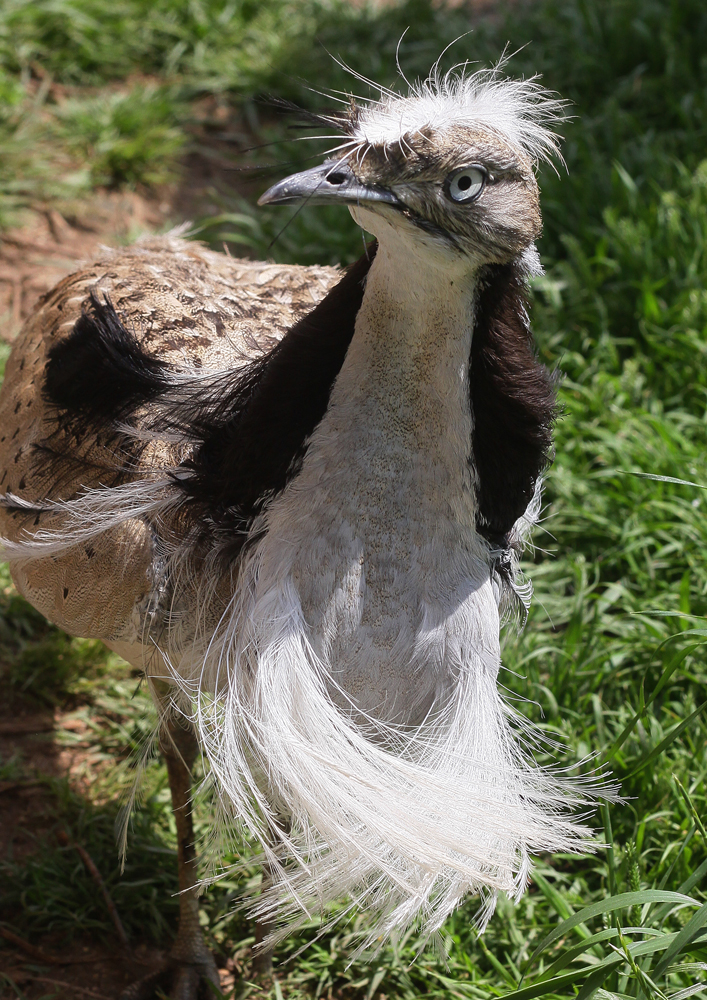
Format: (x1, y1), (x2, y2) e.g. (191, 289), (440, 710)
(303, 52), (567, 170)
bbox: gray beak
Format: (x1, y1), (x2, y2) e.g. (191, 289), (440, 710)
(258, 160), (400, 208)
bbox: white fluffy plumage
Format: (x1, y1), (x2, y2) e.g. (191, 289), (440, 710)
(320, 54), (567, 168)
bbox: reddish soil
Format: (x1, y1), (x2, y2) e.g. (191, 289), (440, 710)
(0, 92), (264, 345)
(0, 194), (175, 343)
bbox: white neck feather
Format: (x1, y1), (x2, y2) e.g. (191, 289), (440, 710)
(334, 240), (478, 470)
(249, 238), (495, 725)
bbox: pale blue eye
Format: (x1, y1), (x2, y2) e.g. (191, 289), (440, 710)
(448, 167), (486, 202)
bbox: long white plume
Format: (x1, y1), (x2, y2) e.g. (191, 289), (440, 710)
(0, 470), (612, 951)
(167, 524), (609, 953)
(0, 480), (179, 559)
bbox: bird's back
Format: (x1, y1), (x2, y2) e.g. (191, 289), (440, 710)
(0, 233), (339, 644)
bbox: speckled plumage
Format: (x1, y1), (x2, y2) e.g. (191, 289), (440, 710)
(0, 234), (338, 640)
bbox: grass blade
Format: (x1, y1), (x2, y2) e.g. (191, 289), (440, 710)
(524, 893), (697, 973)
(544, 928), (666, 981)
(653, 902), (707, 979)
(622, 701), (707, 780)
(572, 933), (707, 1000)
(623, 473), (707, 489)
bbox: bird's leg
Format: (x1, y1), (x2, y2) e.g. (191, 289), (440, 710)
(252, 812), (291, 979)
(120, 714), (219, 1000)
(162, 718), (219, 979)
(251, 859), (277, 978)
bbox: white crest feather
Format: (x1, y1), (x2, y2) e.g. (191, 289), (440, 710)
(333, 53), (568, 167)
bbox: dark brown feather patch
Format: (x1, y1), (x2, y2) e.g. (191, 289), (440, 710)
(470, 261), (557, 548)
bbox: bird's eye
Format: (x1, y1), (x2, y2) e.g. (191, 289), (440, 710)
(447, 166), (486, 203)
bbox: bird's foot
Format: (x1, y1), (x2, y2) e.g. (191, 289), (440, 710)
(119, 952), (221, 1000)
(251, 948), (274, 980)
(251, 912), (275, 980)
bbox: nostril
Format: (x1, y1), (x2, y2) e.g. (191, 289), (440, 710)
(326, 172), (346, 185)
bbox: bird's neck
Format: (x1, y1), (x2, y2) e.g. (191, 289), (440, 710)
(249, 242), (492, 724)
(327, 241), (479, 482)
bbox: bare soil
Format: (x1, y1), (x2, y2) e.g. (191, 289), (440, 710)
(0, 93), (264, 344)
(0, 194), (174, 343)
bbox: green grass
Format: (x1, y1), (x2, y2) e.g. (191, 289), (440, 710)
(1, 0), (707, 998)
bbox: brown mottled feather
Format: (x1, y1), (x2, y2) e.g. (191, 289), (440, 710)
(0, 233), (339, 643)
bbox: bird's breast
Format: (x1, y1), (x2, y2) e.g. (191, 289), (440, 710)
(250, 390), (498, 728)
(240, 252), (499, 725)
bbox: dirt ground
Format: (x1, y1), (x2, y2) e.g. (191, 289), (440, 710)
(0, 195), (169, 340)
(0, 94), (259, 344)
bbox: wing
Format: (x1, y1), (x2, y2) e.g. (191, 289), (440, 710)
(0, 233), (339, 643)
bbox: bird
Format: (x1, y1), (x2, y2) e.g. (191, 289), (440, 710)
(0, 58), (603, 999)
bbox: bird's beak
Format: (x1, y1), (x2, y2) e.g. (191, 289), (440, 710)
(258, 160), (400, 208)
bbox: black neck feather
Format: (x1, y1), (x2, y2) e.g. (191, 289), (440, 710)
(178, 245), (376, 536)
(469, 261), (557, 548)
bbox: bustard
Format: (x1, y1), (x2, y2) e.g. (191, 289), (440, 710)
(0, 62), (601, 999)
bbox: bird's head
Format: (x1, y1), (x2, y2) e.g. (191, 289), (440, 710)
(259, 62), (566, 270)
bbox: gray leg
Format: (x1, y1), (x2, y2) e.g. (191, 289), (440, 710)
(120, 715), (219, 1000)
(162, 718), (220, 980)
(252, 859), (277, 978)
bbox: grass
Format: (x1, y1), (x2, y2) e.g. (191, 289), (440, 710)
(1, 0), (707, 998)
